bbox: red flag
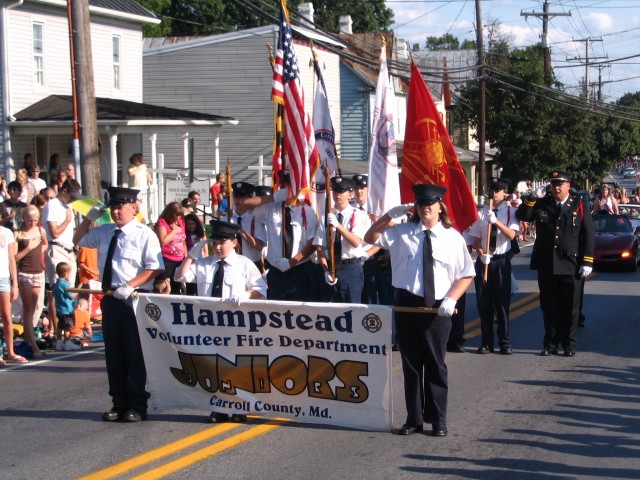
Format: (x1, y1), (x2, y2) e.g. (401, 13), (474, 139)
(401, 63), (478, 232)
(270, 0), (319, 201)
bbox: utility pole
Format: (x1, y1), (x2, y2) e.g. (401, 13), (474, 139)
(567, 37), (606, 101)
(475, 0), (486, 204)
(521, 0), (571, 76)
(594, 63), (610, 102)
(70, 0), (100, 200)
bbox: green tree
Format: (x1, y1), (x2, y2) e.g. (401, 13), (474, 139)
(425, 33), (460, 50)
(598, 93), (640, 163)
(140, 0), (393, 37)
(456, 42), (608, 187)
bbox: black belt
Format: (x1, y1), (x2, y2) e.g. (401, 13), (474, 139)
(491, 253), (509, 261)
(51, 242), (74, 253)
(335, 258), (364, 271)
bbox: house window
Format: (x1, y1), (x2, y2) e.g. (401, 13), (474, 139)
(112, 35), (121, 91)
(33, 22), (45, 87)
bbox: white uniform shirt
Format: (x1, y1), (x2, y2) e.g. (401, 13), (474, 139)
(229, 211), (265, 263)
(43, 197), (75, 249)
(375, 221), (475, 299)
(78, 219), (164, 291)
(174, 251), (267, 298)
(468, 203), (520, 254)
(313, 205), (369, 260)
(253, 202), (316, 264)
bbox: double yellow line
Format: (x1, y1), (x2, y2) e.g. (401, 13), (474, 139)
(79, 290), (544, 479)
(464, 291), (541, 339)
(78, 420), (283, 480)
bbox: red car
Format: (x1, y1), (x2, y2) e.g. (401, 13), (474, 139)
(592, 213), (640, 272)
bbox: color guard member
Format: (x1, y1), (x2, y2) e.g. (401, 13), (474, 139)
(314, 176), (369, 303)
(174, 220), (267, 424)
(365, 184), (475, 437)
(74, 187), (164, 422)
(469, 177), (520, 355)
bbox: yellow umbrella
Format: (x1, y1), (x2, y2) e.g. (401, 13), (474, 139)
(70, 197), (113, 225)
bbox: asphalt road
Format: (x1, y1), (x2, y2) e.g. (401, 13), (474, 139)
(1, 220), (639, 479)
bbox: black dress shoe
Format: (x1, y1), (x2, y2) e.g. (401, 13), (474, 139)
(447, 344), (466, 353)
(230, 414), (247, 423)
(123, 409), (147, 422)
(499, 346), (513, 355)
(398, 424), (423, 435)
(208, 412), (229, 424)
(432, 424), (448, 437)
(477, 345), (494, 354)
(540, 348), (558, 356)
(563, 350), (576, 357)
(102, 408), (124, 422)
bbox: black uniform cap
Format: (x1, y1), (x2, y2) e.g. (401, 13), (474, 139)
(331, 176), (355, 192)
(412, 184), (447, 205)
(209, 220), (241, 240)
(255, 185), (272, 197)
(352, 174), (368, 187)
(232, 182), (255, 197)
(106, 187), (139, 206)
(548, 171), (572, 183)
(489, 177), (511, 191)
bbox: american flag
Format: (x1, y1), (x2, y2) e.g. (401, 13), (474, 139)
(271, 0), (319, 201)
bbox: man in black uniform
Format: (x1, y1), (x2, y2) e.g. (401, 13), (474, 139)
(516, 171), (594, 357)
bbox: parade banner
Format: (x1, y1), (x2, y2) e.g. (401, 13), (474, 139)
(134, 294), (393, 431)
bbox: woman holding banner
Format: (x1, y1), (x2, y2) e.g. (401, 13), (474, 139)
(364, 184), (474, 437)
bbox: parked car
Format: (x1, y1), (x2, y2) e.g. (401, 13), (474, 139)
(592, 213), (640, 272)
(618, 204), (640, 233)
(623, 168), (637, 179)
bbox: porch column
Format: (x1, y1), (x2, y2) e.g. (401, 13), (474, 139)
(214, 131), (220, 176)
(108, 127), (118, 187)
(182, 132), (189, 169)
(149, 133), (158, 185)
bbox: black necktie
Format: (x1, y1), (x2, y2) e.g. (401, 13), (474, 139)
(102, 229), (122, 292)
(334, 212), (344, 260)
(359, 206), (364, 211)
(557, 202), (562, 213)
(283, 206), (294, 259)
(211, 260), (225, 298)
(423, 231), (435, 307)
(489, 208), (499, 250)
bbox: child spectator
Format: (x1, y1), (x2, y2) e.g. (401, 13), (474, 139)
(77, 246), (99, 295)
(70, 298), (92, 344)
(153, 277), (171, 294)
(53, 262), (80, 351)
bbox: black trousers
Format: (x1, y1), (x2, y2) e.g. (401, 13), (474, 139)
(447, 292), (466, 347)
(537, 271), (581, 351)
(101, 296), (149, 413)
(474, 257), (512, 348)
(395, 289), (450, 426)
(267, 262), (311, 301)
(361, 257), (379, 304)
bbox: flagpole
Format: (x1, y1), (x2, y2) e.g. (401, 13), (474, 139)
(226, 159), (234, 222)
(324, 165), (336, 279)
(483, 198), (493, 282)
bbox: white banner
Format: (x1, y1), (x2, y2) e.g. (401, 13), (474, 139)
(134, 294), (393, 431)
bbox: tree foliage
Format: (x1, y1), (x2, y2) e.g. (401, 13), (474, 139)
(139, 0), (394, 37)
(456, 41), (611, 188)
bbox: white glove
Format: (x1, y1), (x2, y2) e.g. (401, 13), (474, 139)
(579, 265), (592, 278)
(438, 297), (456, 317)
(229, 291), (250, 306)
(188, 240), (207, 260)
(273, 188), (289, 203)
(486, 209), (497, 224)
(86, 205), (106, 222)
(113, 285), (136, 300)
(531, 185), (548, 199)
(273, 258), (291, 272)
(480, 254), (492, 265)
(326, 213), (340, 228)
(387, 203), (412, 220)
(324, 271), (338, 286)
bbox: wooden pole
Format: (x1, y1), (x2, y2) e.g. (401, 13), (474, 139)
(324, 166), (336, 279)
(483, 198), (493, 282)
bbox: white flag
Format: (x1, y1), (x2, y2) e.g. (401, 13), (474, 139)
(367, 43), (401, 219)
(312, 59), (337, 217)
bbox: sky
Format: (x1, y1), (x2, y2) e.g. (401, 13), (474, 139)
(386, 0), (640, 102)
